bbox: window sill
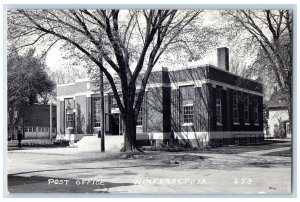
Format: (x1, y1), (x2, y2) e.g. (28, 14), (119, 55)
(217, 123), (223, 126)
(254, 123), (260, 126)
(244, 123), (250, 125)
(136, 125), (143, 128)
(233, 122), (240, 125)
(182, 123), (194, 126)
(111, 108), (120, 113)
(183, 104), (194, 107)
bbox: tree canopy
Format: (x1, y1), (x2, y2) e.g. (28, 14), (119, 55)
(222, 10), (292, 126)
(7, 48), (55, 138)
(8, 9), (216, 151)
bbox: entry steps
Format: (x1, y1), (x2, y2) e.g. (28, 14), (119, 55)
(74, 134), (124, 152)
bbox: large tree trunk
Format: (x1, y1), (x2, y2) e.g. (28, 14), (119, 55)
(121, 110), (141, 152)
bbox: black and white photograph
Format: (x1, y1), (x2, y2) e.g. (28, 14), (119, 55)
(4, 3), (295, 196)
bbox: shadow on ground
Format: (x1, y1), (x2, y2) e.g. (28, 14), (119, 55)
(262, 148), (292, 157)
(201, 141), (291, 155)
(8, 175), (134, 193)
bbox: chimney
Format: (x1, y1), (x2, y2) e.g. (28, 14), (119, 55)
(217, 47), (229, 71)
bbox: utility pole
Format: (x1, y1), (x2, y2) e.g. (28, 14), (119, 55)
(100, 58), (105, 152)
(50, 100), (52, 143)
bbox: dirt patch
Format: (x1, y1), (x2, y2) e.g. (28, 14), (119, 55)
(121, 153), (208, 161)
(171, 154), (207, 161)
(118, 153), (210, 167)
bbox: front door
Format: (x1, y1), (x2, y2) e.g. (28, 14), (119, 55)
(111, 113), (119, 135)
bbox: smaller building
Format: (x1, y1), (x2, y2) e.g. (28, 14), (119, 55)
(21, 104), (57, 139)
(266, 91), (291, 139)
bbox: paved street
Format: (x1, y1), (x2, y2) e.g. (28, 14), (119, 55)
(7, 141), (292, 194)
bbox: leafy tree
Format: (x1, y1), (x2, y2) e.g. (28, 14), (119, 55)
(8, 9), (210, 151)
(223, 10), (292, 129)
(7, 48), (55, 139)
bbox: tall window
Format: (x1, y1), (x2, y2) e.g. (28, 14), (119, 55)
(93, 97), (101, 127)
(244, 96), (249, 124)
(112, 97), (118, 109)
(65, 98), (75, 128)
(32, 127), (36, 132)
(66, 110), (74, 128)
(180, 85), (194, 125)
(25, 127), (28, 132)
(137, 108), (143, 126)
(216, 99), (222, 125)
(286, 123), (291, 134)
(29, 127), (32, 132)
(254, 99), (259, 124)
(233, 94), (239, 123)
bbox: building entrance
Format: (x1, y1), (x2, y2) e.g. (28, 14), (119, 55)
(111, 113), (120, 135)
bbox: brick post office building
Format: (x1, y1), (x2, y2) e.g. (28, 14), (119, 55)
(57, 48), (264, 147)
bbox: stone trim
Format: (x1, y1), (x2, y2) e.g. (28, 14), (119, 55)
(136, 132), (171, 140)
(136, 131), (263, 140)
(146, 79), (263, 96)
(57, 92), (94, 100)
(174, 131), (263, 140)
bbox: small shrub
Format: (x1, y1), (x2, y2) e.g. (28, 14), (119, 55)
(53, 140), (70, 146)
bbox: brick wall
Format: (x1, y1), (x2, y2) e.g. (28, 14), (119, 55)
(23, 105), (57, 139)
(24, 105), (56, 127)
(57, 100), (65, 134)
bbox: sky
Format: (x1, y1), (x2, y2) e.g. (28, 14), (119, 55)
(20, 9), (271, 85)
(44, 10), (223, 81)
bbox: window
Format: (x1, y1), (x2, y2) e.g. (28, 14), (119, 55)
(32, 127), (36, 132)
(254, 99), (259, 124)
(29, 127), (32, 132)
(38, 127), (42, 132)
(52, 128), (55, 133)
(93, 97), (101, 127)
(25, 127), (28, 132)
(45, 127), (49, 132)
(233, 95), (239, 123)
(180, 85), (194, 125)
(216, 99), (222, 125)
(137, 108), (143, 126)
(41, 127), (44, 132)
(244, 96), (249, 124)
(286, 123), (291, 134)
(183, 105), (194, 124)
(112, 97), (118, 109)
(65, 98), (75, 128)
(66, 110), (74, 128)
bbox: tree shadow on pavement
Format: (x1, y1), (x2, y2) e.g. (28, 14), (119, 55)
(9, 164), (177, 176)
(8, 175), (134, 193)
